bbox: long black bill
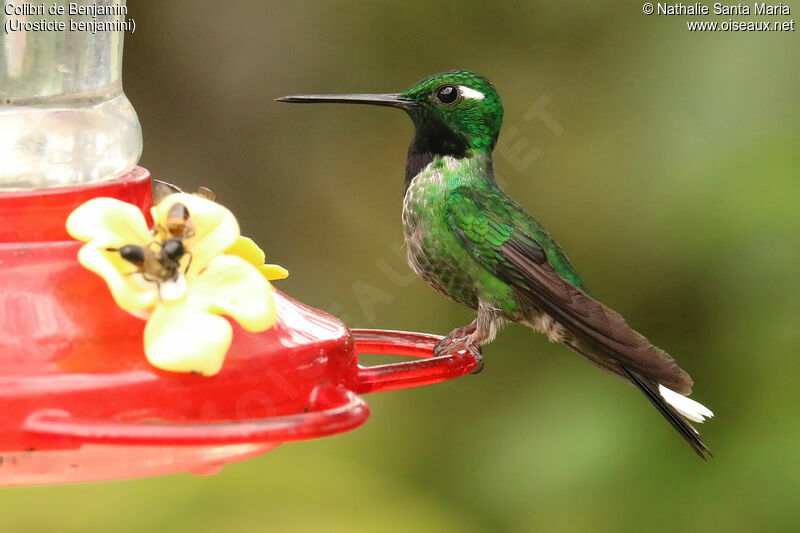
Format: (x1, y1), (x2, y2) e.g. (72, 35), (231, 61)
(275, 93), (413, 110)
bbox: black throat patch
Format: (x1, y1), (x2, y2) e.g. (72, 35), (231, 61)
(404, 117), (469, 192)
(404, 151), (436, 191)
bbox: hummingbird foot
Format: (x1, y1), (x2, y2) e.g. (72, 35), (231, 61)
(469, 343), (484, 374)
(433, 321), (484, 373)
(432, 337), (484, 373)
(433, 322), (478, 357)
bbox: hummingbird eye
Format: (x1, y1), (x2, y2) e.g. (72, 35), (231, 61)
(435, 85), (459, 105)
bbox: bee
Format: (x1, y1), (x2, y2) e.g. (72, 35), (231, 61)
(161, 201), (196, 242)
(107, 202), (196, 298)
(152, 178), (217, 203)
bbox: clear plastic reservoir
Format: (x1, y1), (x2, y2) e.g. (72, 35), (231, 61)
(0, 1), (141, 189)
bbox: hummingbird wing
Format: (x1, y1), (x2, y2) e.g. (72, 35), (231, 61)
(445, 185), (694, 395)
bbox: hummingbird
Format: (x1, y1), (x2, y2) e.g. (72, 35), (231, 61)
(278, 70), (714, 458)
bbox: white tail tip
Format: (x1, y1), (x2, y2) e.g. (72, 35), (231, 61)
(658, 385), (714, 423)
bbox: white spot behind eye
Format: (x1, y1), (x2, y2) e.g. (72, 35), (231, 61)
(458, 86), (485, 101)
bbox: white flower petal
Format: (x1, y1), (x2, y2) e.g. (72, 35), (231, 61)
(189, 255), (276, 332)
(67, 197), (152, 249)
(77, 245), (159, 312)
(144, 304), (233, 376)
(158, 275), (187, 302)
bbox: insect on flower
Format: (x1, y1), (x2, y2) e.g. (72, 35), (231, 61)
(107, 201), (196, 299)
(67, 192), (287, 375)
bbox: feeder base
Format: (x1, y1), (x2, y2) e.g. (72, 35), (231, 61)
(0, 443), (278, 486)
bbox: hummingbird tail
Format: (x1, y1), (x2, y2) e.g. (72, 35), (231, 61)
(622, 366), (713, 460)
(562, 339), (713, 459)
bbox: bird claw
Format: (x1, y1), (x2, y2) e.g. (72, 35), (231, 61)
(432, 337), (455, 358)
(433, 322), (477, 357)
(432, 337), (484, 374)
(469, 346), (484, 374)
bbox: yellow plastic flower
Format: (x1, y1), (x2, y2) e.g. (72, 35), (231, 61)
(66, 193), (287, 376)
(227, 236), (289, 281)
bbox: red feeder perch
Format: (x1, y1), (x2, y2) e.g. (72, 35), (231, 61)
(0, 169), (480, 486)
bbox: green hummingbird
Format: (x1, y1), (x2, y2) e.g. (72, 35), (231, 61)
(278, 70), (714, 458)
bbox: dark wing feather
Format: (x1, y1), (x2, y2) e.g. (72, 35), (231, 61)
(446, 186), (693, 394)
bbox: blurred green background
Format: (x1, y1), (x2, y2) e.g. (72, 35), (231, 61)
(4, 1), (800, 531)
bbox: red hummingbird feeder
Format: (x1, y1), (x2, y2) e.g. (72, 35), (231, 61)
(0, 2), (479, 485)
(0, 168), (480, 485)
